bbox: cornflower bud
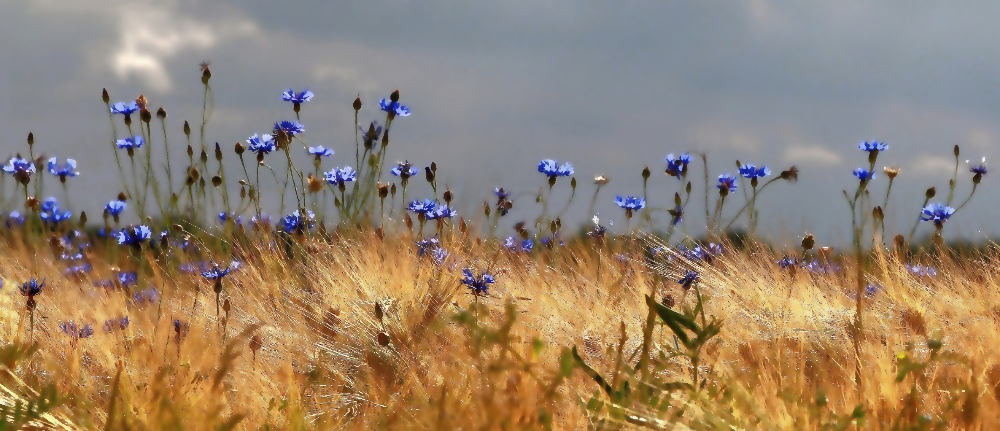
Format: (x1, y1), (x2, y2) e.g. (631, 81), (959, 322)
(183, 121), (191, 136)
(801, 234), (815, 251)
(102, 88), (110, 104)
(925, 187), (936, 199)
(156, 107), (167, 119)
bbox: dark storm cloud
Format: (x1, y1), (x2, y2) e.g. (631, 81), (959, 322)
(3, 0), (1000, 244)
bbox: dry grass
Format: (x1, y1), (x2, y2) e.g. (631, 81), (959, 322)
(1, 231), (998, 429)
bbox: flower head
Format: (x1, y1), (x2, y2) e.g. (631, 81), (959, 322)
(777, 256), (799, 269)
(970, 158), (988, 175)
(415, 238), (441, 257)
(281, 89), (314, 104)
(39, 197), (72, 227)
(379, 98), (411, 117)
(60, 321), (94, 340)
(427, 205), (457, 220)
(116, 136), (144, 150)
(407, 199), (437, 215)
(273, 120), (305, 137)
(104, 316), (130, 333)
(739, 164), (770, 179)
(307, 146), (334, 158)
(3, 157), (36, 184)
(110, 101), (139, 115)
(461, 268), (495, 296)
(117, 225), (152, 247)
(391, 161), (419, 178)
(919, 203), (955, 227)
(853, 168), (874, 182)
(665, 153), (692, 179)
(359, 121), (383, 148)
(20, 279), (44, 297)
(678, 270), (698, 290)
(106, 200), (126, 218)
(537, 159), (574, 178)
(858, 141), (888, 153)
(717, 174), (737, 193)
(247, 134), (276, 154)
(905, 264), (937, 277)
(132, 287), (160, 305)
(324, 167), (357, 186)
(202, 261), (239, 280)
(6, 211), (25, 228)
(47, 158), (79, 181)
(668, 204), (684, 226)
(281, 210), (315, 232)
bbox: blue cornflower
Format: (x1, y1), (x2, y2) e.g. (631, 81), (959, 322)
(273, 120), (305, 137)
(971, 163), (988, 175)
(853, 168), (874, 182)
(678, 270), (699, 290)
(717, 174), (738, 193)
(427, 204), (457, 220)
(116, 136), (144, 151)
(415, 238), (441, 256)
(20, 279), (44, 297)
(380, 98), (411, 117)
(391, 161), (419, 178)
(110, 101), (139, 115)
(919, 203), (955, 227)
(858, 141), (888, 153)
(432, 248), (449, 265)
(6, 211), (25, 228)
(308, 146), (334, 159)
(462, 268), (495, 296)
(282, 89), (314, 104)
(47, 158), (79, 181)
(104, 316), (130, 333)
(106, 200), (126, 217)
(540, 236), (564, 248)
(739, 164), (770, 179)
(407, 199), (437, 215)
(665, 153), (692, 179)
(777, 256), (799, 269)
(803, 260), (841, 274)
(202, 261), (239, 280)
(325, 167), (357, 187)
(495, 188), (510, 202)
(615, 195), (645, 219)
(281, 210), (315, 232)
(247, 134), (276, 154)
(905, 264), (937, 277)
(61, 321), (94, 339)
(538, 159), (574, 179)
(117, 225), (152, 247)
(3, 157), (36, 183)
(40, 197), (72, 227)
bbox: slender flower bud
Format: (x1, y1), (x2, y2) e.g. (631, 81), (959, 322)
(183, 121), (191, 136)
(925, 187), (936, 199)
(686, 181), (692, 194)
(353, 95), (362, 111)
(156, 107), (167, 119)
(431, 162), (437, 173)
(484, 201), (491, 217)
(954, 144), (960, 158)
(674, 192), (682, 206)
(443, 189), (453, 203)
(390, 183), (397, 197)
(79, 211), (87, 226)
(571, 177), (577, 190)
(214, 143), (223, 161)
(425, 167), (435, 183)
(187, 145), (194, 158)
(235, 142), (245, 155)
(390, 90), (400, 103)
(641, 166), (651, 180)
(201, 62), (212, 84)
(27, 133), (34, 147)
(102, 88), (110, 104)
(873, 206), (884, 221)
(200, 150), (208, 164)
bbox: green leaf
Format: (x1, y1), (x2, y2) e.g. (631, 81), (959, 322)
(572, 346), (613, 397)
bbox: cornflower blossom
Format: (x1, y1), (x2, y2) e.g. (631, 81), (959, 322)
(407, 199), (437, 215)
(777, 256), (799, 269)
(117, 225), (152, 247)
(858, 141), (889, 153)
(391, 161), (419, 178)
(281, 89), (314, 104)
(116, 136), (144, 150)
(307, 146), (334, 159)
(104, 317), (130, 333)
(20, 279), (44, 298)
(537, 159), (574, 179)
(3, 157), (36, 184)
(110, 101), (139, 115)
(853, 168), (874, 182)
(40, 197), (72, 226)
(380, 98), (411, 117)
(919, 203), (955, 228)
(668, 204), (684, 226)
(281, 210), (315, 232)
(739, 164), (770, 179)
(359, 121), (383, 148)
(462, 268), (495, 296)
(106, 200), (126, 220)
(325, 167), (357, 187)
(60, 322), (94, 339)
(247, 134), (276, 154)
(678, 270), (698, 290)
(273, 120), (305, 137)
(665, 153), (692, 179)
(415, 238), (441, 257)
(47, 158), (79, 182)
(614, 195), (646, 219)
(905, 264), (937, 277)
(426, 205), (457, 220)
(202, 261), (240, 280)
(717, 174), (737, 193)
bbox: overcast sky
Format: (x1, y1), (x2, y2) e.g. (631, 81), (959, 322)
(3, 0), (999, 246)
